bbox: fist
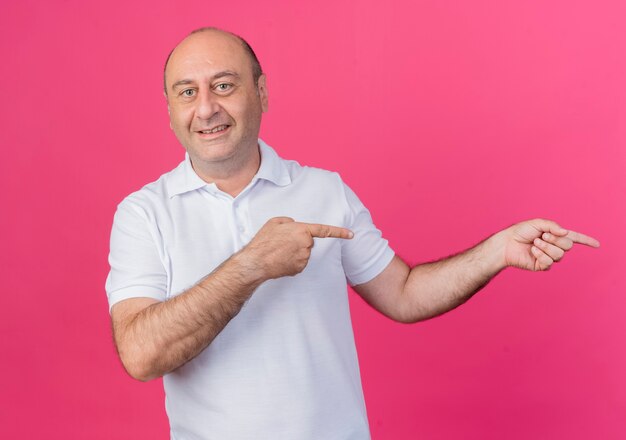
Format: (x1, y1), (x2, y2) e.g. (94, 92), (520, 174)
(239, 217), (353, 281)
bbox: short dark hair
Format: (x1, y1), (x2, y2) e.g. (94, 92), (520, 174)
(163, 27), (263, 94)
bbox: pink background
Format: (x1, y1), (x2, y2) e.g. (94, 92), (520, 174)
(1, 0), (624, 438)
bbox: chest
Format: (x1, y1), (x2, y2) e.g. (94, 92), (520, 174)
(155, 182), (348, 297)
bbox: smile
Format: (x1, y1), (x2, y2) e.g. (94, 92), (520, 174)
(199, 125), (230, 134)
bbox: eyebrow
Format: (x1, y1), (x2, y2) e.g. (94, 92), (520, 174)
(171, 70), (241, 91)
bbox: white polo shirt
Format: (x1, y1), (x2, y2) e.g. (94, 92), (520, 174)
(106, 139), (395, 440)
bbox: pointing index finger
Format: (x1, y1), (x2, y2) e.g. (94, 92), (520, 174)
(565, 229), (600, 248)
(302, 223), (354, 239)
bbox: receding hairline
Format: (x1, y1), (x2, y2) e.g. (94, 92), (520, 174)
(163, 27), (263, 94)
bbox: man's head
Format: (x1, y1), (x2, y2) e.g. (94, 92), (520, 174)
(163, 27), (263, 94)
(164, 28), (268, 173)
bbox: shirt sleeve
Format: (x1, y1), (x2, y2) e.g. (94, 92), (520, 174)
(105, 198), (167, 312)
(340, 181), (395, 286)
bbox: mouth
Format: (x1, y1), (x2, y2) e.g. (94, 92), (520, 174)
(196, 124), (231, 137)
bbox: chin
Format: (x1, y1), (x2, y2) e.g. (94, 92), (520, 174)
(190, 141), (242, 162)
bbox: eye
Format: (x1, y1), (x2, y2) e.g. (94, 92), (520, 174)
(181, 89), (195, 97)
(215, 83), (233, 92)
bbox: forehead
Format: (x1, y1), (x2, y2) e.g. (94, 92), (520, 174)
(166, 31), (252, 86)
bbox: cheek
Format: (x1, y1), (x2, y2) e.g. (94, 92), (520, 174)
(236, 98), (263, 123)
(229, 91), (260, 112)
(169, 107), (193, 130)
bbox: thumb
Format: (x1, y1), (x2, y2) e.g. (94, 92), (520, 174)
(530, 218), (568, 236)
(269, 216), (295, 224)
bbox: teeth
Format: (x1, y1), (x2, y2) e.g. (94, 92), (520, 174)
(201, 125), (228, 134)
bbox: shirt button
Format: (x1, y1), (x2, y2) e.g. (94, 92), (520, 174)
(238, 225), (245, 233)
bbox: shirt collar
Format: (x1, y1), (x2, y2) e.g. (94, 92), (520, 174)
(166, 138), (291, 198)
(255, 138), (292, 187)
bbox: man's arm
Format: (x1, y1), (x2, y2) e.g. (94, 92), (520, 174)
(111, 217), (353, 382)
(353, 219), (600, 323)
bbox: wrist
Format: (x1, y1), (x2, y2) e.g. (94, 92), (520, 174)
(228, 247), (268, 287)
(483, 229), (509, 274)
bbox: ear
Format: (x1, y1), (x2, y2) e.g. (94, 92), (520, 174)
(165, 92), (173, 130)
(257, 74), (268, 112)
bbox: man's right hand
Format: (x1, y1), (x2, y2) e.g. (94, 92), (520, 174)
(111, 217), (352, 381)
(236, 217), (353, 281)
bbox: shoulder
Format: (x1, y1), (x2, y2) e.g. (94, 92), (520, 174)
(265, 141), (360, 208)
(114, 160), (185, 218)
(285, 159), (347, 190)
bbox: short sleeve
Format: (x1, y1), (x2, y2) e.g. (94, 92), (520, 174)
(340, 182), (395, 286)
(105, 199), (167, 312)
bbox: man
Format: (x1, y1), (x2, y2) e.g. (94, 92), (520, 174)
(106, 27), (600, 439)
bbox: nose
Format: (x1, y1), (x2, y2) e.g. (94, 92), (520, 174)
(194, 88), (221, 120)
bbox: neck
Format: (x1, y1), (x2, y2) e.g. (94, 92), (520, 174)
(190, 144), (261, 198)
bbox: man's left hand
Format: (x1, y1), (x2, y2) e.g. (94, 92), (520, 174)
(500, 219), (600, 271)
